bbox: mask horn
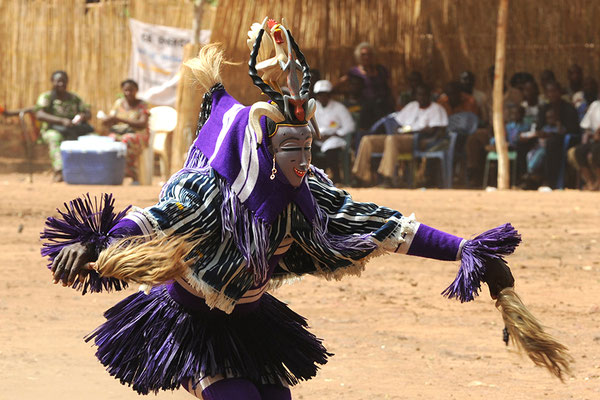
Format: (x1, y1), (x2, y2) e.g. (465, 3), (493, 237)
(249, 101), (285, 145)
(309, 117), (321, 140)
(305, 98), (316, 121)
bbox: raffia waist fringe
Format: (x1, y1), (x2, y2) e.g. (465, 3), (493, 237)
(85, 283), (331, 395)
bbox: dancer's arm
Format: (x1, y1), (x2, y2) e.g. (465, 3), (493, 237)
(308, 170), (517, 301)
(43, 172), (221, 291)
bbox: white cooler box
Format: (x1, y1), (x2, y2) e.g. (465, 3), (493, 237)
(60, 136), (126, 185)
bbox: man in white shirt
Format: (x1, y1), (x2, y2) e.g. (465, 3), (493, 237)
(568, 99), (600, 190)
(378, 84), (448, 181)
(352, 84), (448, 186)
(312, 80), (356, 183)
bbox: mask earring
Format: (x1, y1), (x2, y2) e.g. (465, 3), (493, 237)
(270, 154), (277, 180)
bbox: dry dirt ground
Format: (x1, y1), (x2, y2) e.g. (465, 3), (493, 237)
(1, 172), (599, 400)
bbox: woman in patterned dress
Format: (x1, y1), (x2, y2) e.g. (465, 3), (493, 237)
(102, 79), (150, 183)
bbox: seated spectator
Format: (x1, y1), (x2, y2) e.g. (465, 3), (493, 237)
(494, 104), (530, 150)
(505, 72), (535, 108)
(521, 80), (543, 127)
(572, 77), (598, 121)
(519, 108), (560, 189)
(351, 84), (448, 186)
(34, 70), (93, 182)
(340, 74), (364, 123)
(465, 68), (527, 187)
(568, 98), (600, 190)
(566, 64), (583, 99)
(100, 79), (149, 183)
(517, 81), (580, 190)
(397, 71), (423, 110)
(539, 69), (557, 89)
(335, 42), (395, 131)
(460, 71), (489, 126)
(437, 81), (480, 118)
(311, 80), (355, 184)
(378, 83), (448, 184)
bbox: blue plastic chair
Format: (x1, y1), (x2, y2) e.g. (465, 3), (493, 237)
(556, 133), (580, 189)
(447, 111), (479, 137)
(411, 112), (478, 188)
(369, 114), (400, 135)
(368, 114), (417, 186)
(412, 130), (459, 188)
(483, 150), (518, 188)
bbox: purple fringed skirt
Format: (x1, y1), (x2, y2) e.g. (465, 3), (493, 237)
(85, 283), (330, 395)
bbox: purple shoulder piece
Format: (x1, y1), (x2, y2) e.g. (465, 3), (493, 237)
(40, 193), (131, 294)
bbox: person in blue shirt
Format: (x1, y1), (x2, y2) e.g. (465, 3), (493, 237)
(519, 108), (560, 189)
(490, 104), (530, 150)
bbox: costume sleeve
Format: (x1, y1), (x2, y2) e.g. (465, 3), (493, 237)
(307, 172), (419, 255)
(429, 103), (449, 128)
(335, 102), (355, 137)
(109, 171), (221, 241)
(41, 172), (222, 295)
(392, 102), (412, 127)
(34, 92), (51, 112)
(304, 171), (520, 303)
(308, 172), (463, 258)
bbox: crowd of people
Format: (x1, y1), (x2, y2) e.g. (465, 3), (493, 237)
(310, 43), (600, 191)
(2, 42), (600, 191)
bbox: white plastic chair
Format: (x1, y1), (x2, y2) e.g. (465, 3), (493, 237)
(138, 106), (178, 185)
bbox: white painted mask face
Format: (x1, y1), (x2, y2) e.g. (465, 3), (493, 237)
(269, 124), (313, 188)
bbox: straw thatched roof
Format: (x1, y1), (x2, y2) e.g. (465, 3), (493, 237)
(1, 0), (599, 117)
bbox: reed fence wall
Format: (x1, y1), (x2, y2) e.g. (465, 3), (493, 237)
(2, 0), (600, 122)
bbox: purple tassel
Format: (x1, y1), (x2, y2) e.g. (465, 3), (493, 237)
(216, 176), (271, 285)
(310, 165), (378, 255)
(441, 223), (521, 302)
(40, 193), (130, 294)
(86, 287), (330, 394)
(160, 146), (211, 199)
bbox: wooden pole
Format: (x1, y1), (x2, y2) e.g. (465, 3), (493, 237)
(492, 0), (510, 189)
(170, 0), (205, 173)
(191, 0), (204, 45)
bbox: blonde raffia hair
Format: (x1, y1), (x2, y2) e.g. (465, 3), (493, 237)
(496, 288), (574, 381)
(94, 233), (197, 286)
(184, 43), (239, 92)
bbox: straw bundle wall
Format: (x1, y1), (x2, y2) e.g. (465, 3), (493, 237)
(0, 0), (207, 124)
(210, 0), (426, 104)
(2, 0), (600, 136)
(213, 0), (600, 101)
(423, 0), (600, 92)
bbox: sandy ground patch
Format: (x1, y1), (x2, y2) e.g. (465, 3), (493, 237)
(1, 172), (599, 400)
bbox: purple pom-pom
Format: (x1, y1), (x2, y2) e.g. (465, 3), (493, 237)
(441, 223), (521, 302)
(40, 193), (131, 294)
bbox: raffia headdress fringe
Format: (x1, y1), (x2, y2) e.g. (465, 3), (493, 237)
(94, 234), (197, 286)
(496, 288), (574, 381)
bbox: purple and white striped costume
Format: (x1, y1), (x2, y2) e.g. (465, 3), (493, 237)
(41, 88), (520, 398)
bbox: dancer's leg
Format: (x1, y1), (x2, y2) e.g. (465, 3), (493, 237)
(258, 383), (292, 400)
(182, 377), (262, 400)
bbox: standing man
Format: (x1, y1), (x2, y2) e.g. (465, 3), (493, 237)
(312, 80), (356, 183)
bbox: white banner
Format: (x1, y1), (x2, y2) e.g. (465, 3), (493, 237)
(128, 18), (210, 106)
